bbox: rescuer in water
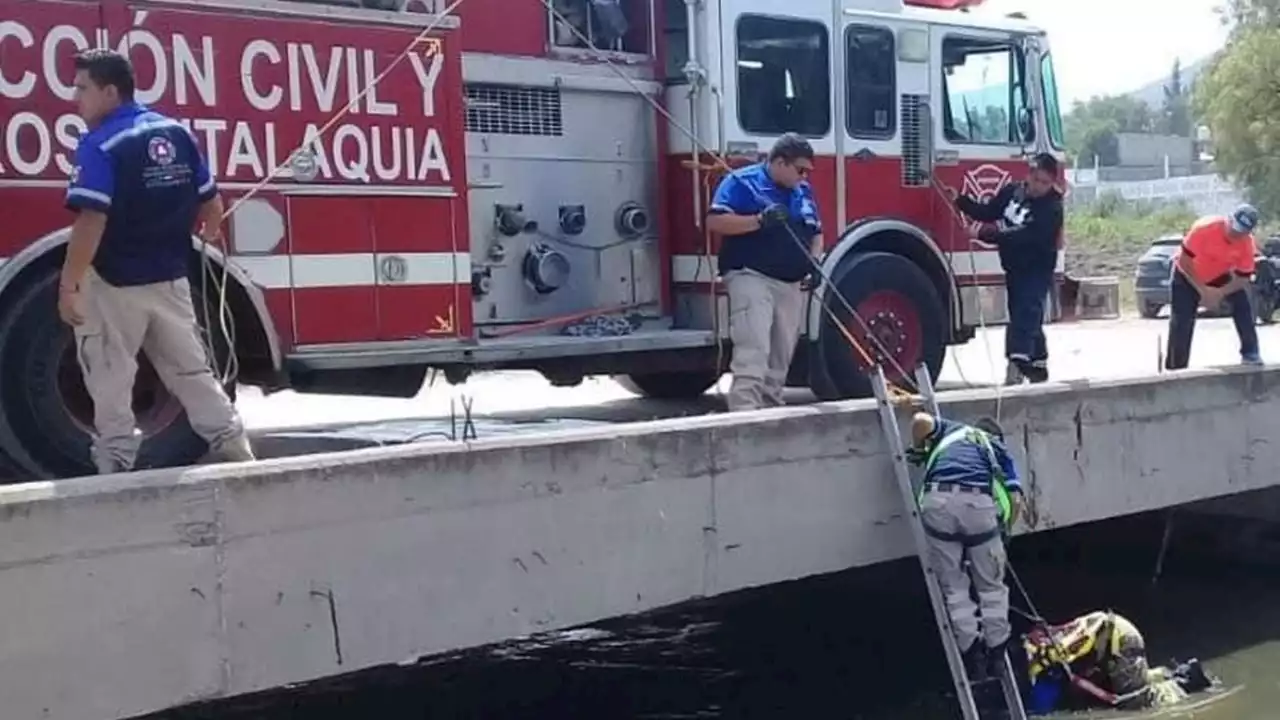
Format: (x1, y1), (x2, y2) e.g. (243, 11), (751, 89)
(1014, 610), (1216, 713)
(707, 133), (823, 411)
(948, 154), (1064, 386)
(1165, 204), (1263, 370)
(60, 48), (255, 473)
(906, 412), (1024, 682)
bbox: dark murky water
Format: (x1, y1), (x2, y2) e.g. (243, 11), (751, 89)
(148, 509), (1280, 720)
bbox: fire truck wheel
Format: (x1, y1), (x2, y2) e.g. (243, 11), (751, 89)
(814, 252), (945, 400)
(615, 370), (721, 400)
(0, 272), (233, 479)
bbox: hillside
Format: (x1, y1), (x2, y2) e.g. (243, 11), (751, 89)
(1127, 57), (1209, 109)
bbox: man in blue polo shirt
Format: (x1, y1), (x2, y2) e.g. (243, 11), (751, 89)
(60, 48), (253, 474)
(706, 134), (823, 411)
(908, 412), (1024, 682)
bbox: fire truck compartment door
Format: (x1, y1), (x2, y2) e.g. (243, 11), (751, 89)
(369, 196), (465, 341)
(284, 196), (380, 346)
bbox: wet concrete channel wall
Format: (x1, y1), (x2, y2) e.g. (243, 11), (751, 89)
(2, 367), (1278, 720)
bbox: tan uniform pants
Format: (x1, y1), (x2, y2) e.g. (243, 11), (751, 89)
(920, 489), (1010, 651)
(724, 269), (804, 411)
(74, 269), (244, 473)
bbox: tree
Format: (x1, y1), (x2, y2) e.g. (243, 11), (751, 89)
(1223, 0), (1280, 29)
(1196, 1), (1280, 215)
(1160, 60), (1192, 137)
(1063, 95), (1156, 167)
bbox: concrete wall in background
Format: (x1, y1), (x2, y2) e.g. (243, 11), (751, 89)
(3, 367), (1280, 720)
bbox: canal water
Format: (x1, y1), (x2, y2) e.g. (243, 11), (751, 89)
(151, 509), (1280, 720)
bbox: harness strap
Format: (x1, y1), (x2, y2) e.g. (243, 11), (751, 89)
(923, 523), (1002, 547)
(920, 424), (1014, 528)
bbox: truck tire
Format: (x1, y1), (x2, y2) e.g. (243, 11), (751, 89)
(1139, 301), (1162, 319)
(0, 272), (233, 479)
(615, 370), (721, 400)
(812, 252), (945, 401)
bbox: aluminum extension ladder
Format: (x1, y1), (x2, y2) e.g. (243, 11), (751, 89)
(870, 363), (1028, 720)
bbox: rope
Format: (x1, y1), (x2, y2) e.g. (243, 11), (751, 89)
(540, 0), (918, 401)
(195, 0), (470, 386)
(196, 0), (917, 404)
(931, 179), (1005, 422)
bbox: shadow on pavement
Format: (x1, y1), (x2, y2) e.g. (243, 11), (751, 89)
(253, 379), (979, 460)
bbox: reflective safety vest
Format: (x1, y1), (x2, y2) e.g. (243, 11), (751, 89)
(920, 425), (1014, 527)
(1024, 611), (1137, 684)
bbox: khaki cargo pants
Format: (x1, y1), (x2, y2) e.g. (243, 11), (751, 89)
(920, 489), (1010, 652)
(74, 269), (246, 473)
(724, 269), (804, 411)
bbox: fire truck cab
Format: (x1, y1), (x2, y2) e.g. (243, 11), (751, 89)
(0, 0), (1065, 478)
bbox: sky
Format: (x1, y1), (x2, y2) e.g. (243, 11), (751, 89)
(976, 0), (1231, 104)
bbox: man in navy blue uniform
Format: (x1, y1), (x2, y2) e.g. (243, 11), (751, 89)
(60, 48), (253, 474)
(908, 412), (1024, 682)
(706, 134), (823, 411)
(949, 154), (1064, 385)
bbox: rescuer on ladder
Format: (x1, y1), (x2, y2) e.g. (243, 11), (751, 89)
(948, 154), (1064, 386)
(707, 134), (824, 411)
(60, 49), (255, 474)
(907, 412), (1024, 682)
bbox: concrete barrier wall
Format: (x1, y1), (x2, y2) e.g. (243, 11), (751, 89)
(3, 367), (1279, 719)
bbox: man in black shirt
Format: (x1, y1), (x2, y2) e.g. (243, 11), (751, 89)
(949, 154), (1064, 385)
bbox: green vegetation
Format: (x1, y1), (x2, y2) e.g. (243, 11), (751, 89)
(1064, 199), (1196, 279)
(1062, 62), (1191, 168)
(1195, 0), (1280, 218)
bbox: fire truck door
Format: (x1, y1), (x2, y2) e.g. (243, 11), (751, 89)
(929, 25), (1034, 311)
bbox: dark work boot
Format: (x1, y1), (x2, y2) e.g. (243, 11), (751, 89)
(963, 642), (989, 683)
(986, 639), (1010, 680)
(1014, 358), (1048, 384)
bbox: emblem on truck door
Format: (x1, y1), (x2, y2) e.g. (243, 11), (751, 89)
(960, 163), (1012, 237)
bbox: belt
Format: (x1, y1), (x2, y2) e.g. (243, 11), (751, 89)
(923, 482), (991, 495)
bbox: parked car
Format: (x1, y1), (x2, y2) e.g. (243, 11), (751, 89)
(1134, 235), (1201, 318)
(1135, 233), (1280, 322)
(1254, 236), (1280, 324)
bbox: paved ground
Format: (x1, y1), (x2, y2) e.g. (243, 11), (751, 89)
(240, 314), (1275, 454)
(3, 315), (1271, 479)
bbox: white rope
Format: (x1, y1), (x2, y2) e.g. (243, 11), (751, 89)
(539, 0), (919, 391)
(197, 0), (470, 386)
(201, 0), (920, 398)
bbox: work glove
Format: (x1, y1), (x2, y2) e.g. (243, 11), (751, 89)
(759, 203), (790, 228)
(905, 446), (928, 466)
(1007, 490), (1024, 530)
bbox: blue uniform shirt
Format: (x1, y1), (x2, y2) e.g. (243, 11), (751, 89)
(709, 162), (822, 283)
(923, 417), (1022, 493)
(65, 102), (217, 287)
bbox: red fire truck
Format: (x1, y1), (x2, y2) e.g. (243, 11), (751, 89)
(0, 0), (1065, 478)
